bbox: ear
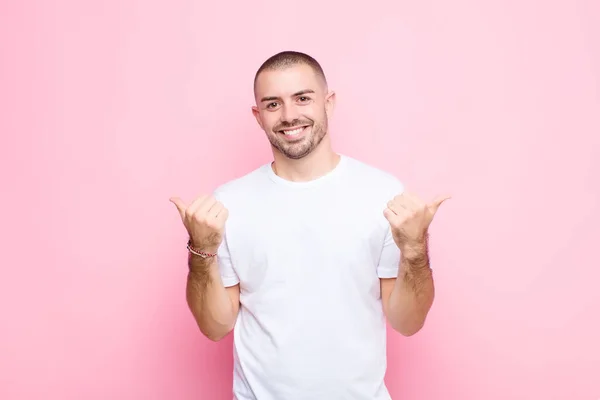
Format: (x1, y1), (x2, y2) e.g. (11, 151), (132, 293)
(325, 90), (336, 118)
(251, 106), (264, 130)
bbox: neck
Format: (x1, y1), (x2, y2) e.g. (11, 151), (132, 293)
(271, 138), (340, 182)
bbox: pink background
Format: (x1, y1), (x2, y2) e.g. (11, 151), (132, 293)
(1, 0), (599, 399)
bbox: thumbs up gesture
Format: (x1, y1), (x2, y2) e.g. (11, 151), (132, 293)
(383, 191), (450, 251)
(169, 195), (229, 254)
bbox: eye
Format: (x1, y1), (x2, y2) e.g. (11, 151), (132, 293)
(298, 96), (311, 103)
(266, 102), (278, 109)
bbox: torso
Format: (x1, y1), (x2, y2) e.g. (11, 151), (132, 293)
(215, 155), (404, 400)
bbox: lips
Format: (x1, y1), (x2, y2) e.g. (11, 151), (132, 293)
(278, 125), (310, 137)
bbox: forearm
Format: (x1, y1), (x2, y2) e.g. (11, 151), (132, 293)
(386, 237), (435, 336)
(186, 254), (237, 341)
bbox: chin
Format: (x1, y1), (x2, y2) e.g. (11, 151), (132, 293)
(279, 142), (314, 160)
(285, 151), (312, 160)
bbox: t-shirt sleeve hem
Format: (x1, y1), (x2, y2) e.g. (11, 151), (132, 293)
(221, 275), (240, 287)
(376, 266), (399, 279)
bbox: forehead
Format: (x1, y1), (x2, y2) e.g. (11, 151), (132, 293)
(254, 64), (324, 98)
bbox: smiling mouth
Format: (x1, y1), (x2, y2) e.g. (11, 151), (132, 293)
(279, 126), (309, 136)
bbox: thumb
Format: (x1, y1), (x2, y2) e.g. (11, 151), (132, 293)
(428, 194), (451, 214)
(169, 197), (187, 220)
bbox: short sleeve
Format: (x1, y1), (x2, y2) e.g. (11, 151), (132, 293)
(217, 234), (240, 287)
(376, 175), (404, 278)
(376, 225), (401, 278)
(214, 188), (240, 287)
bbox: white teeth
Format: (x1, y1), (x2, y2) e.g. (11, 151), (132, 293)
(283, 127), (304, 136)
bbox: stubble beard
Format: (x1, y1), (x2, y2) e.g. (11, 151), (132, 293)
(268, 117), (328, 160)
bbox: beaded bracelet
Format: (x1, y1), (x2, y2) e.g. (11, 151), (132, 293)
(187, 239), (217, 258)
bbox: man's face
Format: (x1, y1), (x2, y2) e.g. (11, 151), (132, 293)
(252, 64), (335, 160)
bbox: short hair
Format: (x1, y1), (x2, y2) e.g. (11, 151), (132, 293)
(253, 50), (328, 91)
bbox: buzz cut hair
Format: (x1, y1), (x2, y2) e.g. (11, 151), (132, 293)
(253, 50), (328, 91)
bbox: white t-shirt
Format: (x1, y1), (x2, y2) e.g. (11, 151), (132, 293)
(213, 154), (404, 400)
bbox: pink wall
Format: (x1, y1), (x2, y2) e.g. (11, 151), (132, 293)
(1, 1), (599, 399)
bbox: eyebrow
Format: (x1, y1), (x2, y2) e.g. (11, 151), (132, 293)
(260, 89), (315, 103)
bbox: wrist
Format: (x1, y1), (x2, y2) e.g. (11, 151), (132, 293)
(188, 238), (219, 255)
(188, 249), (218, 274)
(400, 234), (428, 259)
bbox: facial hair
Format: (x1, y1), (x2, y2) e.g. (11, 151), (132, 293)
(268, 113), (328, 160)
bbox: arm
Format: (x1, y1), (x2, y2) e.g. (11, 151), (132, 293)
(382, 190), (450, 336)
(381, 236), (434, 336)
(170, 194), (240, 342)
(186, 252), (240, 341)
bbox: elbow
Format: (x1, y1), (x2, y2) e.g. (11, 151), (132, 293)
(204, 330), (230, 342)
(199, 322), (235, 342)
(187, 303), (236, 342)
(394, 322), (424, 337)
(388, 314), (427, 337)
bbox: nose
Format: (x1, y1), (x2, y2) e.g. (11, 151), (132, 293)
(280, 103), (300, 123)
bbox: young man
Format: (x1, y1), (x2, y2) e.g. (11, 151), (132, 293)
(170, 51), (449, 400)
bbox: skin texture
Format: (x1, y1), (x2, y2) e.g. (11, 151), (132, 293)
(170, 58), (449, 340)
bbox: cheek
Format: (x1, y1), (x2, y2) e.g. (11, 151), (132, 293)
(258, 112), (277, 131)
(299, 107), (318, 122)
(266, 116), (280, 131)
(313, 105), (327, 120)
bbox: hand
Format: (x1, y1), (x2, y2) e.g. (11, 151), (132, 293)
(383, 191), (450, 251)
(170, 195), (229, 253)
